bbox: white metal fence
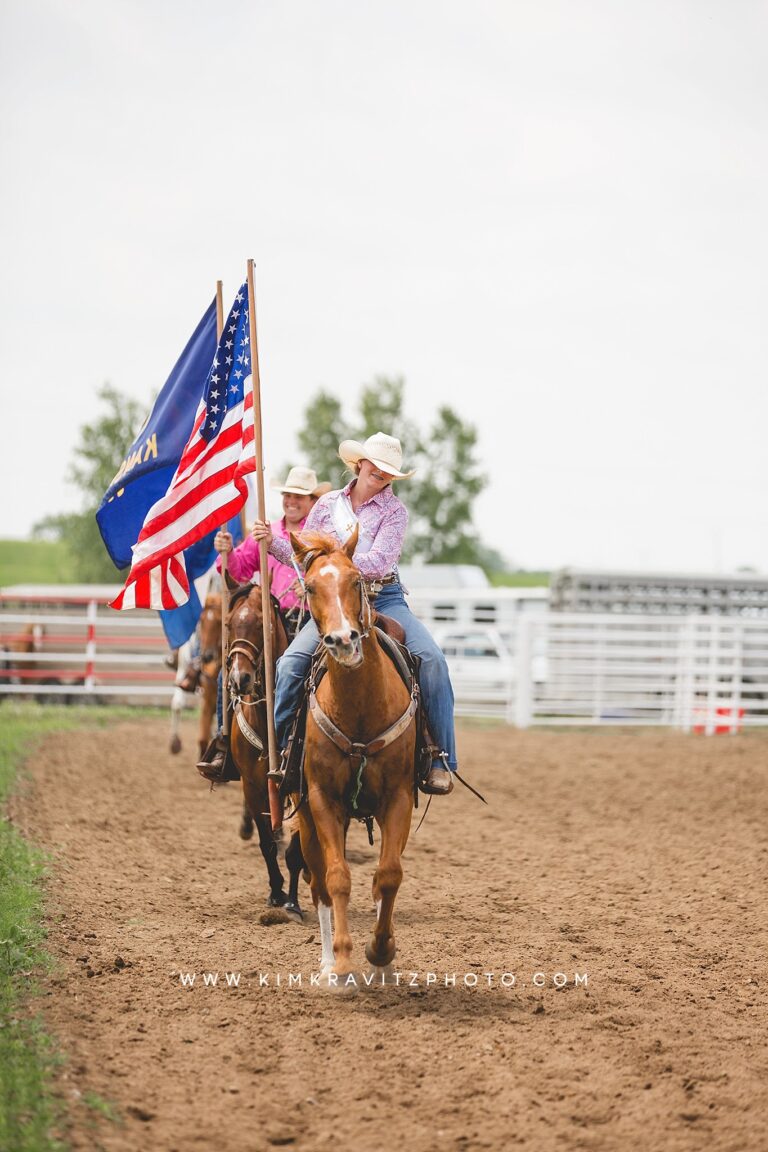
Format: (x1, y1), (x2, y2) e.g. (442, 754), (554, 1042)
(513, 612), (768, 731)
(2, 587), (767, 732)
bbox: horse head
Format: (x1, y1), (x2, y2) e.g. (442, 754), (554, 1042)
(197, 594), (222, 675)
(225, 578), (268, 698)
(290, 527), (373, 668)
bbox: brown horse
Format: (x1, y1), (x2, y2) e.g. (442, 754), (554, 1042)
(289, 529), (418, 976)
(225, 575), (305, 919)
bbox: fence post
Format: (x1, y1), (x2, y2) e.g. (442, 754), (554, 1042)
(513, 615), (534, 728)
(704, 618), (721, 736)
(84, 599), (97, 694)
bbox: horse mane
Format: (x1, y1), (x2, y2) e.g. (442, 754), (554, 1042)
(295, 532), (348, 573)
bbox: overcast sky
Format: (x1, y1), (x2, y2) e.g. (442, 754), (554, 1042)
(1, 0), (766, 573)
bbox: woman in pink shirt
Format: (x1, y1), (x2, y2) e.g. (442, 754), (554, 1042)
(214, 466), (331, 628)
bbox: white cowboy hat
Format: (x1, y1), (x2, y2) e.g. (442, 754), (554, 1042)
(337, 431), (416, 479)
(271, 466), (332, 497)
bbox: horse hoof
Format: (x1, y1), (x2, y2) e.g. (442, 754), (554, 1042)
(170, 736), (182, 755)
(366, 962), (396, 985)
(239, 818), (254, 841)
(267, 893), (287, 908)
(282, 901), (303, 923)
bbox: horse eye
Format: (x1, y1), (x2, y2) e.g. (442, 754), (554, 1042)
(304, 584), (315, 596)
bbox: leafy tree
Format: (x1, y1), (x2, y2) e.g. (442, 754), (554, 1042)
(293, 378), (488, 567)
(34, 384), (144, 582)
(406, 406), (487, 564)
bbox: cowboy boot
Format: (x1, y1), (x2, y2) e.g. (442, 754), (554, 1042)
(179, 657), (202, 694)
(196, 731), (239, 783)
(420, 753), (455, 796)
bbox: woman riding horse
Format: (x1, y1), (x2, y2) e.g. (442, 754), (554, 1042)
(254, 431), (457, 795)
(196, 466), (330, 779)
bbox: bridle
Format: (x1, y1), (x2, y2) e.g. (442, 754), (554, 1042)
(225, 595), (279, 754)
(302, 552), (376, 653)
(226, 635), (266, 705)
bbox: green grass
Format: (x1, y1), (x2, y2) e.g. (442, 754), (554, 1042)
(0, 540), (77, 587)
(0, 704), (158, 1151)
(488, 570), (550, 588)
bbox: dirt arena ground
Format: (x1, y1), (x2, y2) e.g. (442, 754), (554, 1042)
(12, 718), (768, 1151)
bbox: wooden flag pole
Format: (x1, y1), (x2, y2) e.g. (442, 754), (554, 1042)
(246, 259), (282, 831)
(215, 281), (231, 737)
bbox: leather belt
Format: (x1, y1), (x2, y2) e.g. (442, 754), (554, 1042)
(365, 573), (398, 595)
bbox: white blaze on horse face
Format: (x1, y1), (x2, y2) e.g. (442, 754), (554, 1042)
(318, 563), (354, 641)
(318, 903), (335, 972)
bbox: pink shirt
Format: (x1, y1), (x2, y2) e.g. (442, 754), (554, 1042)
(269, 481), (407, 580)
(216, 517), (304, 611)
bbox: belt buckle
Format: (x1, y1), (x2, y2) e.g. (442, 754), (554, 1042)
(368, 579), (383, 596)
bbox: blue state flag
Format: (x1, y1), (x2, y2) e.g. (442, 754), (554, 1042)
(96, 298), (243, 647)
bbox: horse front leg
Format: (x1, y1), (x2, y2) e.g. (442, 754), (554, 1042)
(170, 687), (184, 754)
(367, 786), (413, 968)
(242, 764), (286, 906)
(198, 681), (215, 760)
(253, 813), (287, 906)
(284, 830), (305, 920)
(311, 794), (354, 976)
(296, 807), (335, 973)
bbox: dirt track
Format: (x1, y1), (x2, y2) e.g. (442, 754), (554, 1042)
(13, 718), (768, 1151)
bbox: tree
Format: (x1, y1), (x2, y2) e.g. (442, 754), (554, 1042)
(406, 407), (487, 564)
(293, 377), (489, 567)
(34, 384), (144, 582)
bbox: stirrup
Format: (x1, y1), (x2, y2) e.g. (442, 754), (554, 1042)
(267, 746), (290, 784)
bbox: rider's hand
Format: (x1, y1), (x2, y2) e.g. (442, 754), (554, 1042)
(214, 531), (233, 554)
(251, 520), (273, 548)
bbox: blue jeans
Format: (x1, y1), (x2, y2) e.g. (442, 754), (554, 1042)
(273, 581), (457, 770)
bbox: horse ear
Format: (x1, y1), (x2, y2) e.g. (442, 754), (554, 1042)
(342, 523), (359, 561)
(267, 566), (275, 591)
(224, 568), (240, 592)
(290, 532), (307, 561)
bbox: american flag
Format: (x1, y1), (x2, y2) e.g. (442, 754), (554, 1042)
(110, 286), (255, 611)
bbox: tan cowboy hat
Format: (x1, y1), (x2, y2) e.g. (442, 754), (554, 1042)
(338, 431), (416, 479)
(271, 466), (332, 497)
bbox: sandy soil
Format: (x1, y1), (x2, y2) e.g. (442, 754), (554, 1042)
(12, 718), (768, 1152)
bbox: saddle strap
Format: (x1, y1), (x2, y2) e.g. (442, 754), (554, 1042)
(234, 700), (265, 752)
(308, 691), (418, 759)
(373, 626), (415, 693)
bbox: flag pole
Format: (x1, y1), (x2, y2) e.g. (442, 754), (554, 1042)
(246, 259), (282, 831)
(215, 280), (230, 737)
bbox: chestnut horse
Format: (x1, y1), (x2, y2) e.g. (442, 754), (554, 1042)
(225, 575), (305, 919)
(290, 529), (418, 976)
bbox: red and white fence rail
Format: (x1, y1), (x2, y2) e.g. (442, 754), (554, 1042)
(0, 590), (175, 701)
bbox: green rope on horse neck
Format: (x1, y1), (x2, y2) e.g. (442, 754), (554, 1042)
(350, 754), (367, 812)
